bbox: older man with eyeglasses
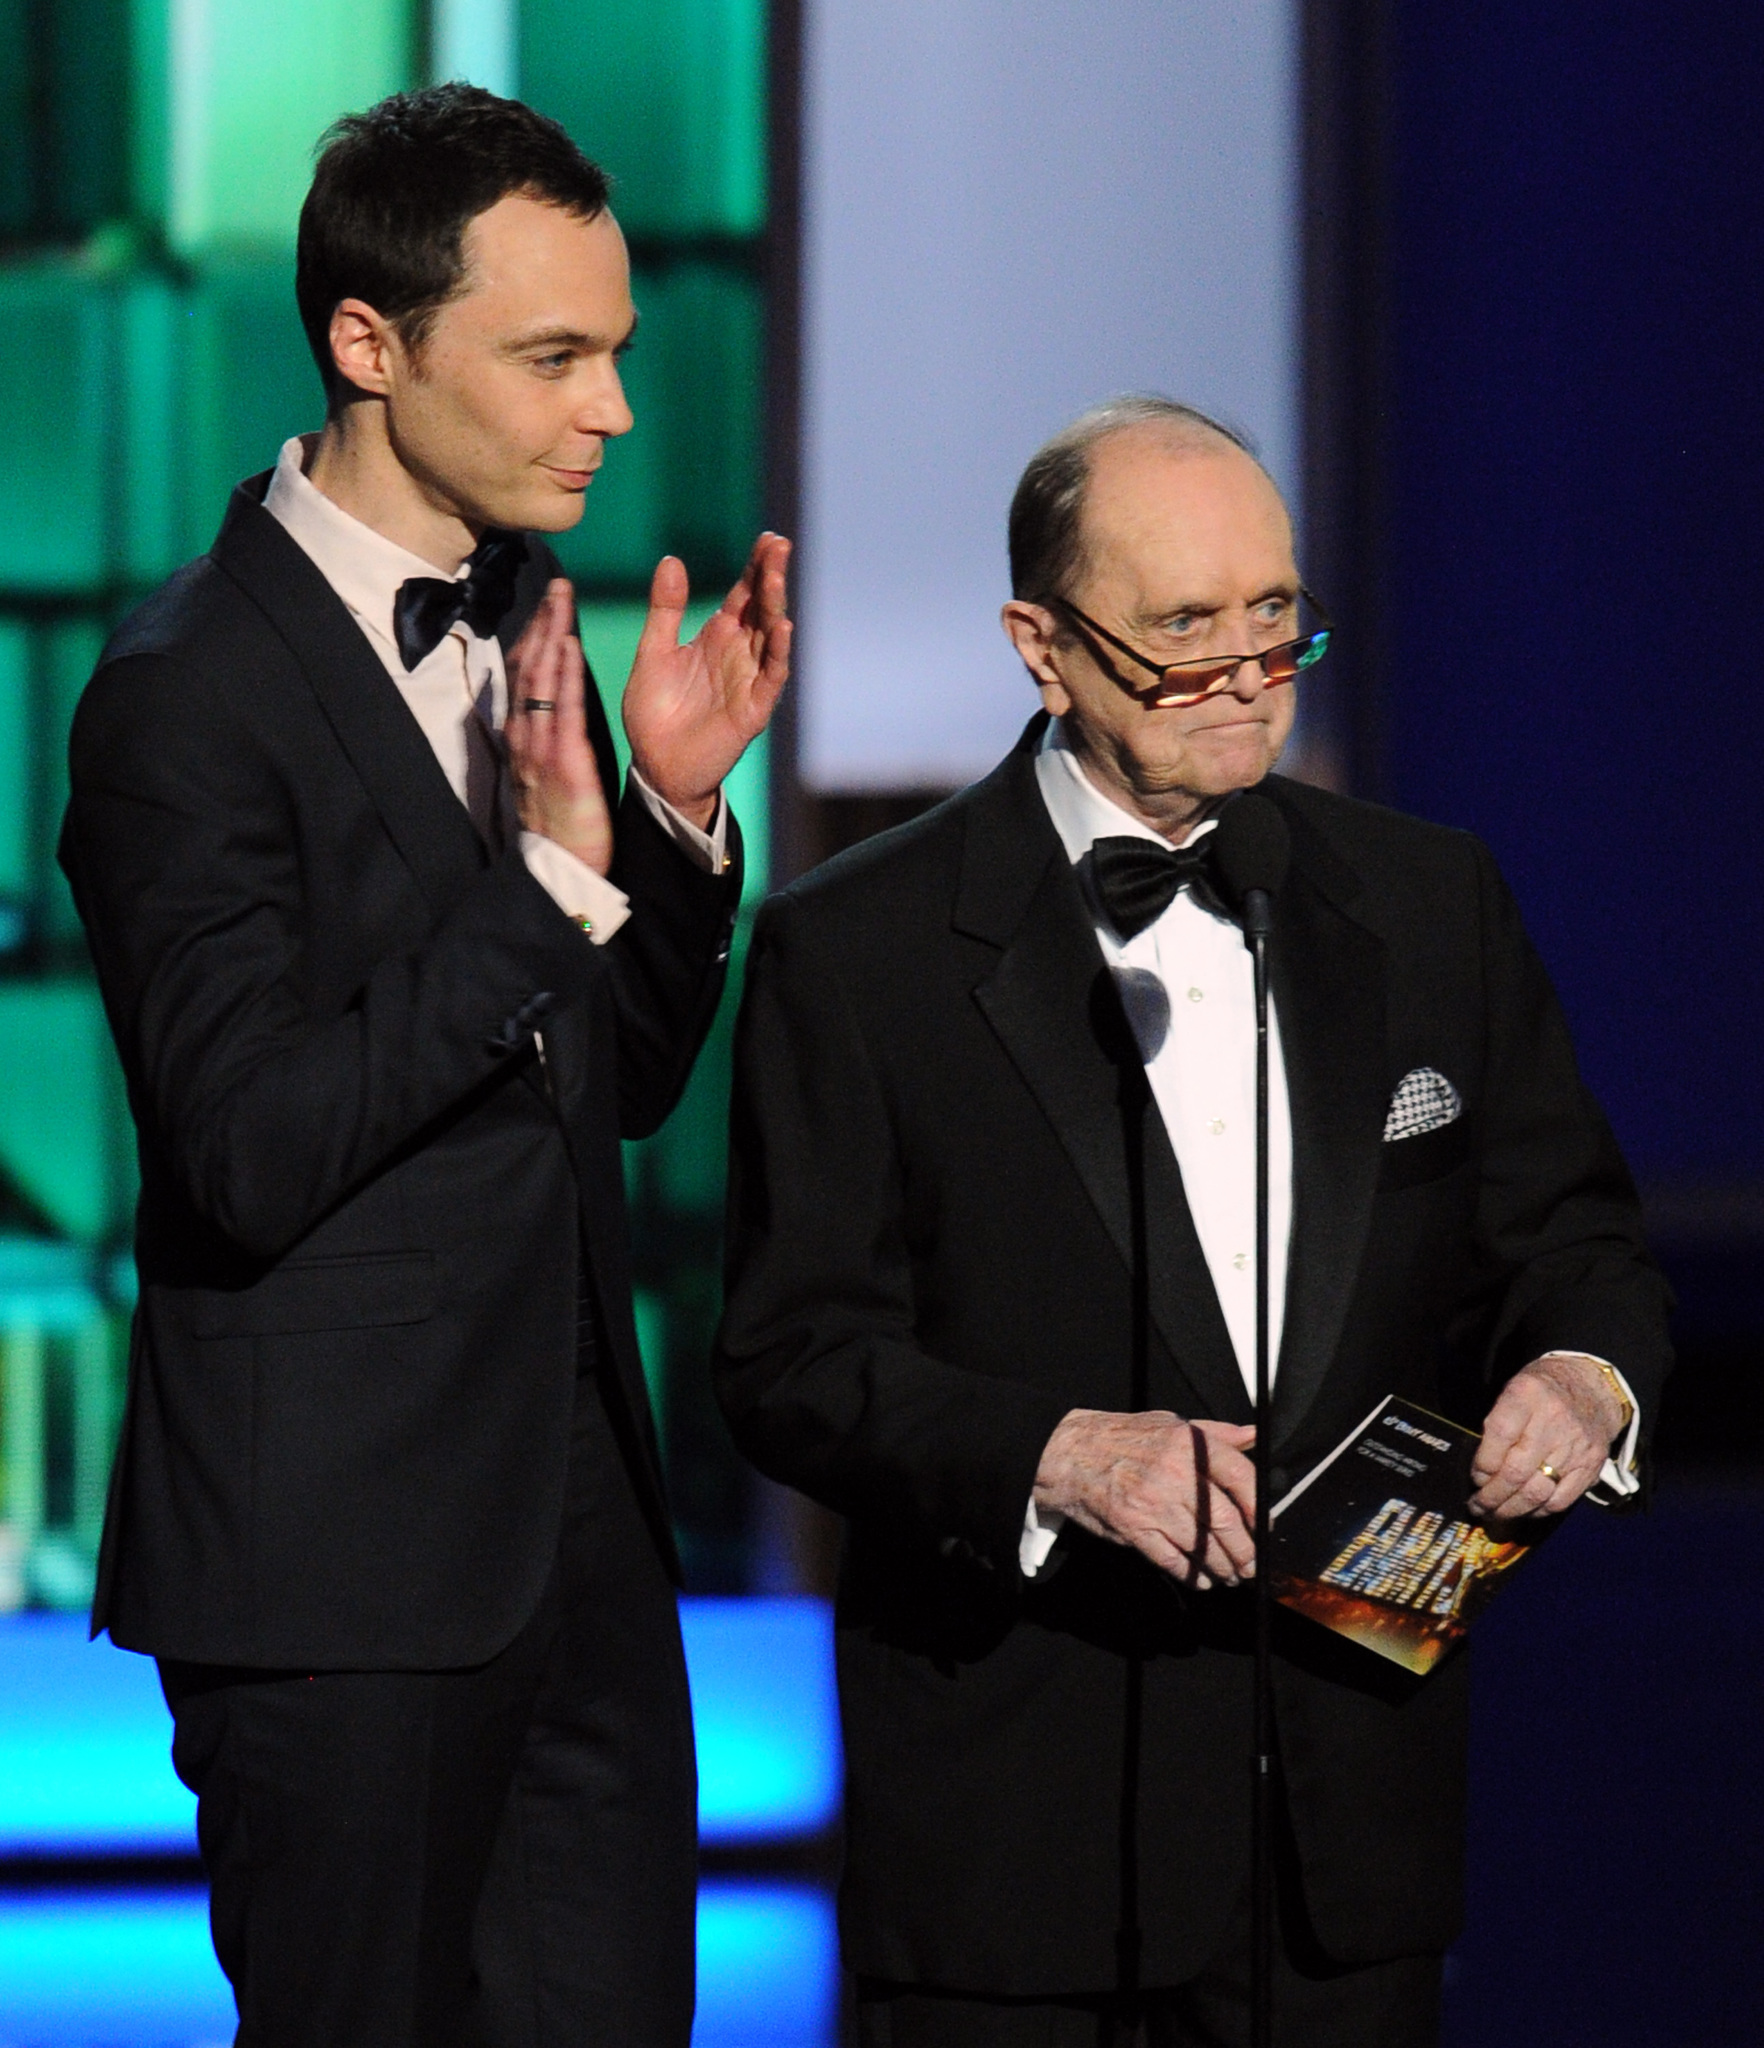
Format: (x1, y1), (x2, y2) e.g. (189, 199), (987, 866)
(714, 397), (1669, 2047)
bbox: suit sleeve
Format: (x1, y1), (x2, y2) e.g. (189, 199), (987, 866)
(1469, 838), (1674, 1447)
(573, 628), (743, 1140)
(604, 782), (742, 1139)
(714, 891), (1070, 1575)
(60, 649), (706, 1259)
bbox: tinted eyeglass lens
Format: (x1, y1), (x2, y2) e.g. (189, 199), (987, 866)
(1154, 631), (1330, 703)
(1241, 630), (1331, 686)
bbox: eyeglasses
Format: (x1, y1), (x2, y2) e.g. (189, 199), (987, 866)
(1053, 590), (1333, 709)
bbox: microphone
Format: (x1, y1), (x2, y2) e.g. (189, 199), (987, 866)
(1211, 791), (1290, 937)
(1211, 785), (1289, 2048)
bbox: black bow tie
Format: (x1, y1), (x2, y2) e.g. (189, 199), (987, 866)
(1090, 834), (1216, 940)
(392, 532), (526, 671)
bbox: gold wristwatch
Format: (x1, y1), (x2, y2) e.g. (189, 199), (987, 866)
(1588, 1356), (1635, 1436)
(1545, 1351), (1634, 1438)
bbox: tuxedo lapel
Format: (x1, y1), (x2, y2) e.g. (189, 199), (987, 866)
(1265, 790), (1390, 1446)
(960, 743), (1250, 1424)
(209, 479), (494, 918)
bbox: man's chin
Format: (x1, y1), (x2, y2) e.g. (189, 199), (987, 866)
(1183, 736), (1278, 797)
(519, 491), (591, 535)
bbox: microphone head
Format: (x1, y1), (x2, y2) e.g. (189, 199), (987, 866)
(1212, 791), (1290, 908)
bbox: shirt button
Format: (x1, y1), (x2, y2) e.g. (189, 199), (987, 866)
(1209, 1118), (1226, 1136)
(1233, 1252), (1248, 1271)
(1187, 987), (1204, 1003)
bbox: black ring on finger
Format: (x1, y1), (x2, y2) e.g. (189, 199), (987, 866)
(521, 698), (557, 713)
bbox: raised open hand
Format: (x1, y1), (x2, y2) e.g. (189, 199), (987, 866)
(622, 532), (793, 829)
(505, 578), (614, 875)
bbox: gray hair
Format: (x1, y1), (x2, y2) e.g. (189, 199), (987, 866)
(1006, 395), (1257, 607)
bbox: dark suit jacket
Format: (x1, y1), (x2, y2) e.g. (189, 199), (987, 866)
(60, 475), (741, 1671)
(714, 716), (1671, 1994)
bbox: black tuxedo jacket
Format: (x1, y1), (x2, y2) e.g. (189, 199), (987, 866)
(715, 717), (1671, 1993)
(60, 477), (740, 1670)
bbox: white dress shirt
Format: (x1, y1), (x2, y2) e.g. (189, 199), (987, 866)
(263, 436), (727, 941)
(1019, 719), (1636, 1575)
(1036, 721), (1295, 1402)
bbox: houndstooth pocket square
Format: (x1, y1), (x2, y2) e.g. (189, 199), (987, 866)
(1384, 1067), (1462, 1142)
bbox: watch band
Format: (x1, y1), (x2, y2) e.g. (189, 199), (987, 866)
(1542, 1351), (1635, 1437)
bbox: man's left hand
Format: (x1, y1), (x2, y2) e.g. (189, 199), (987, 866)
(1469, 1353), (1627, 1521)
(623, 533), (793, 830)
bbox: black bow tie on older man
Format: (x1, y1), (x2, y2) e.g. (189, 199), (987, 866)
(1089, 834), (1219, 941)
(392, 531), (527, 672)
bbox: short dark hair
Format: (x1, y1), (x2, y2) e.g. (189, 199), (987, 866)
(296, 83), (611, 403)
(1007, 396), (1257, 607)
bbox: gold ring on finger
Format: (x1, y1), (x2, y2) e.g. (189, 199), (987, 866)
(1539, 1461), (1562, 1481)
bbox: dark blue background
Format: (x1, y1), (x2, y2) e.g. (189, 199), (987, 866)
(1383, 6), (1763, 1190)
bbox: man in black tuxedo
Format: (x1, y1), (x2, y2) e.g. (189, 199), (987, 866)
(59, 87), (790, 2047)
(715, 398), (1670, 2045)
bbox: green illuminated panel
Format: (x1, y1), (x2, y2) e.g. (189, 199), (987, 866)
(143, 0), (414, 252)
(633, 1287), (667, 1449)
(117, 270), (183, 582)
(0, 0), (33, 237)
(0, 623), (30, 899)
(0, 981), (134, 1244)
(647, 263), (764, 586)
(0, 264), (113, 594)
(550, 263), (763, 591)
(548, 348), (667, 588)
(40, 0), (132, 235)
(181, 256), (324, 559)
(40, 620), (106, 944)
(519, 0), (766, 236)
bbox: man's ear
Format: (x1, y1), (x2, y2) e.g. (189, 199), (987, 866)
(1001, 600), (1072, 712)
(327, 298), (400, 399)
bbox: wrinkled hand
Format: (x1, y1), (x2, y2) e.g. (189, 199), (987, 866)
(1033, 1408), (1258, 1588)
(1470, 1354), (1626, 1521)
(622, 533), (793, 829)
(505, 579), (614, 875)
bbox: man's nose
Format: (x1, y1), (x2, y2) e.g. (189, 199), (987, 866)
(1223, 652), (1271, 701)
(577, 361), (635, 441)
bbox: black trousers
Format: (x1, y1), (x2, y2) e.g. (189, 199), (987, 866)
(856, 1860), (1442, 2048)
(160, 1365), (697, 2048)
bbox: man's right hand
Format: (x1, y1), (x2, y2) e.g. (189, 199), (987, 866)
(505, 579), (615, 875)
(1033, 1409), (1258, 1587)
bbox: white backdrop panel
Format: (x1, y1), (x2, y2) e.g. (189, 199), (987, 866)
(799, 0), (1299, 790)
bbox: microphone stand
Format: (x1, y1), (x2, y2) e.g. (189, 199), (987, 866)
(1245, 882), (1275, 2048)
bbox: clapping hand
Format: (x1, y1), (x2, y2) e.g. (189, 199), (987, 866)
(622, 534), (793, 830)
(505, 579), (614, 875)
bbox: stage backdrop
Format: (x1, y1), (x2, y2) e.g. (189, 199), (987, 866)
(797, 0), (1301, 793)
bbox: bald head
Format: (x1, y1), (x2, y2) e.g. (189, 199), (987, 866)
(1008, 395), (1278, 609)
(1078, 428), (1293, 619)
(999, 404), (1304, 837)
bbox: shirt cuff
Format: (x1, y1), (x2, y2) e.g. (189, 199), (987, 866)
(1537, 1350), (1642, 1500)
(1020, 1498), (1066, 1578)
(629, 767), (730, 875)
(519, 831), (631, 945)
